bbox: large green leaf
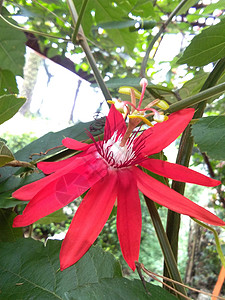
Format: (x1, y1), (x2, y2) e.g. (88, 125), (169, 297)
(0, 17), (26, 76)
(0, 69), (18, 95)
(14, 119), (103, 162)
(0, 94), (26, 125)
(178, 18), (225, 66)
(192, 116), (225, 160)
(0, 238), (177, 299)
(0, 208), (23, 242)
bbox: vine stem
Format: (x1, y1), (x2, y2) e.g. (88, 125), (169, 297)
(165, 82), (225, 114)
(144, 196), (187, 299)
(66, 0), (112, 102)
(192, 218), (225, 269)
(140, 0), (189, 77)
(72, 0), (89, 43)
(0, 15), (70, 41)
(164, 57), (225, 283)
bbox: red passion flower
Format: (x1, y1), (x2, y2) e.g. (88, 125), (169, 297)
(13, 103), (224, 272)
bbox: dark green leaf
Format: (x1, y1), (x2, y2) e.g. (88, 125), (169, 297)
(0, 191), (28, 209)
(178, 19), (225, 66)
(0, 120), (103, 189)
(192, 116), (225, 160)
(0, 17), (26, 76)
(0, 141), (14, 167)
(0, 238), (177, 299)
(14, 119), (103, 162)
(0, 208), (23, 241)
(35, 209), (67, 225)
(0, 94), (26, 125)
(0, 69), (18, 95)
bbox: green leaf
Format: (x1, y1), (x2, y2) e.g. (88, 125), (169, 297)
(0, 17), (26, 76)
(179, 73), (209, 99)
(0, 238), (177, 299)
(0, 141), (14, 167)
(35, 209), (67, 225)
(192, 116), (225, 160)
(0, 208), (23, 242)
(203, 0), (225, 14)
(0, 94), (26, 125)
(0, 69), (18, 95)
(178, 18), (225, 66)
(178, 0), (199, 14)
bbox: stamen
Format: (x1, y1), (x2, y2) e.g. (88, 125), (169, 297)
(118, 86), (141, 99)
(129, 115), (154, 127)
(155, 100), (170, 110)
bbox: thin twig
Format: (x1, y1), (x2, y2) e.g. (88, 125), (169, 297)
(138, 263), (225, 300)
(5, 160), (35, 168)
(141, 0), (189, 77)
(73, 0), (89, 43)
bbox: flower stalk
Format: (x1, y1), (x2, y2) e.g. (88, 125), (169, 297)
(144, 196), (187, 299)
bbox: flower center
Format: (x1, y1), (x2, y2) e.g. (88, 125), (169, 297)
(100, 131), (136, 168)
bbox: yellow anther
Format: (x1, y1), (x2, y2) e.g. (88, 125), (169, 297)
(129, 115), (154, 127)
(155, 100), (169, 110)
(107, 100), (115, 104)
(118, 86), (142, 99)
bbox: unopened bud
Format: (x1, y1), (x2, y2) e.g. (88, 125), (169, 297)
(140, 78), (148, 87)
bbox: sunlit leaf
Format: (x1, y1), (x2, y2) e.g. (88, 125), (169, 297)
(0, 94), (26, 125)
(0, 69), (18, 95)
(0, 17), (26, 76)
(178, 18), (225, 66)
(0, 141), (14, 167)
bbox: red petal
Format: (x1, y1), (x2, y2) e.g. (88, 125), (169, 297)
(140, 159), (221, 187)
(62, 137), (90, 151)
(117, 168), (142, 271)
(60, 170), (118, 270)
(104, 105), (127, 140)
(13, 156), (108, 227)
(13, 152), (97, 200)
(135, 167), (225, 226)
(136, 108), (195, 155)
(37, 149), (92, 174)
(38, 156), (77, 174)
